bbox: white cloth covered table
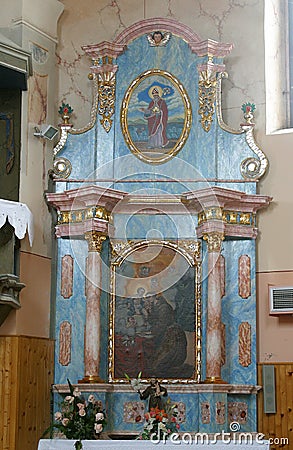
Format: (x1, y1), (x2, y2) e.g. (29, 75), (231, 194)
(38, 439), (270, 449)
(0, 199), (34, 246)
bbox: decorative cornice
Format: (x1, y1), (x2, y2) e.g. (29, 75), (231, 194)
(85, 231), (107, 252)
(46, 185), (272, 239)
(189, 39), (233, 58)
(82, 41), (126, 60)
(84, 19), (232, 59)
(198, 208), (256, 227)
(114, 18), (202, 46)
(53, 382), (261, 394)
(57, 206), (111, 225)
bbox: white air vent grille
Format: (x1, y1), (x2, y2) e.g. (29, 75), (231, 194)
(269, 286), (293, 314)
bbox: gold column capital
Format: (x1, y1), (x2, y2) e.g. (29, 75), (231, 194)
(203, 231), (224, 253)
(85, 231), (107, 252)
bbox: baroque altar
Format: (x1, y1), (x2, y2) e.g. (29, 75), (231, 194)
(46, 18), (272, 437)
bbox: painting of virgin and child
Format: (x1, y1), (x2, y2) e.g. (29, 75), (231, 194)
(113, 245), (197, 380)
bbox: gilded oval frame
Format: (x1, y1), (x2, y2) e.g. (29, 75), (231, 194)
(121, 69), (192, 165)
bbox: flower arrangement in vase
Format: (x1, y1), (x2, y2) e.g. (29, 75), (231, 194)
(42, 379), (106, 450)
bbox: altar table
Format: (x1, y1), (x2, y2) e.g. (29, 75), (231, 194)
(38, 439), (270, 449)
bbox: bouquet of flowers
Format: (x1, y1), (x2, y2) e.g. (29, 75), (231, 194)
(138, 402), (180, 441)
(43, 379), (106, 450)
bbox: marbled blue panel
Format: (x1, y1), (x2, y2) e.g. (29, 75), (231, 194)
(57, 128), (96, 180)
(113, 214), (197, 240)
(54, 238), (111, 384)
(215, 181), (257, 195)
(114, 34), (220, 191)
(54, 238), (88, 384)
(221, 240), (256, 385)
(216, 130), (258, 194)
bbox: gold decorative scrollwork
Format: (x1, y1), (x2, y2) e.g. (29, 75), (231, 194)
(198, 70), (217, 132)
(203, 232), (224, 253)
(57, 206), (111, 225)
(85, 231), (107, 252)
(98, 68), (116, 132)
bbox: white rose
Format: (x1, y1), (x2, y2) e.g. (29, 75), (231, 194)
(95, 412), (104, 421)
(95, 423), (103, 433)
(88, 394), (95, 403)
(73, 388), (81, 397)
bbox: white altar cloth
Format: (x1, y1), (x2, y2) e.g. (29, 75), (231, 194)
(0, 199), (34, 246)
(38, 439), (270, 449)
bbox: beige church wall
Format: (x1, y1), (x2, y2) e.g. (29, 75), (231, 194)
(0, 251), (51, 337)
(0, 0), (63, 338)
(257, 270), (293, 363)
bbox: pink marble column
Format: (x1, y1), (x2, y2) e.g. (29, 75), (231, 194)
(203, 232), (226, 383)
(80, 231), (106, 383)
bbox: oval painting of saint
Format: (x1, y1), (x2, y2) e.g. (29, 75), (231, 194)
(121, 69), (192, 164)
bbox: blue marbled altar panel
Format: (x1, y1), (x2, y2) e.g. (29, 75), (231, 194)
(113, 34), (219, 189)
(57, 128), (96, 180)
(113, 214), (197, 240)
(54, 238), (88, 384)
(54, 238), (110, 384)
(221, 239), (256, 385)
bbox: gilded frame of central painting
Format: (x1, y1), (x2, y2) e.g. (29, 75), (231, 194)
(121, 69), (192, 165)
(108, 239), (201, 383)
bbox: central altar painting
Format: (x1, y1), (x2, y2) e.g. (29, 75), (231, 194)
(121, 69), (192, 164)
(109, 241), (200, 381)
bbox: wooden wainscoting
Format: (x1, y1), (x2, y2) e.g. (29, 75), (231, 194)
(257, 362), (293, 449)
(0, 336), (54, 450)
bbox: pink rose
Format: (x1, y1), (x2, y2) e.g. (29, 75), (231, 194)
(62, 418), (69, 426)
(54, 412), (62, 421)
(79, 408), (86, 417)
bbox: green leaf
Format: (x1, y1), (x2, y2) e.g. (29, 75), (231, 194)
(74, 440), (83, 450)
(67, 378), (74, 395)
